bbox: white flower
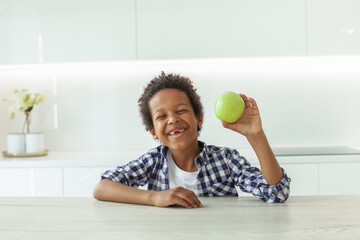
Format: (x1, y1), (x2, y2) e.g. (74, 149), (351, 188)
(3, 89), (46, 120)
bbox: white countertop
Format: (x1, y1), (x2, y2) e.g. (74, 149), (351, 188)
(1, 195), (360, 240)
(1, 146), (360, 168)
(0, 151), (144, 168)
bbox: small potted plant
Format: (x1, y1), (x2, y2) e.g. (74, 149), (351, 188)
(3, 89), (47, 156)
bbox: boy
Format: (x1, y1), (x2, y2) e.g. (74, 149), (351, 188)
(94, 72), (291, 208)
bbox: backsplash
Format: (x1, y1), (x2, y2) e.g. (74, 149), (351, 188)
(1, 56), (360, 152)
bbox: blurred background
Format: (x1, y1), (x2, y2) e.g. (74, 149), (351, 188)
(0, 0), (359, 197)
(1, 0), (359, 151)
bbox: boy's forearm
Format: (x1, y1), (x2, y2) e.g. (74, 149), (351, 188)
(93, 179), (155, 206)
(246, 130), (283, 185)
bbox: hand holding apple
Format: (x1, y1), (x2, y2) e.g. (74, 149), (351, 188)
(214, 91), (245, 123)
(215, 92), (263, 138)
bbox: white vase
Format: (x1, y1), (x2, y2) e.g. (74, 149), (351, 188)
(7, 133), (26, 154)
(25, 133), (44, 154)
(7, 132), (44, 154)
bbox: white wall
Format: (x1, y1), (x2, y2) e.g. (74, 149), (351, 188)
(1, 0), (360, 64)
(1, 56), (360, 152)
(1, 0), (360, 152)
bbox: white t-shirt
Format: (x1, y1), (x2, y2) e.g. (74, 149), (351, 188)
(166, 150), (200, 196)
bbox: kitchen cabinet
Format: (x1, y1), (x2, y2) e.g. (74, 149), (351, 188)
(307, 0), (360, 55)
(0, 152), (359, 197)
(2, 0), (360, 64)
(62, 163), (320, 197)
(281, 163), (318, 196)
(137, 0), (306, 59)
(0, 168), (62, 196)
(237, 162), (319, 197)
(319, 162), (360, 195)
(63, 167), (111, 197)
(0, 0), (306, 64)
(0, 0), (136, 64)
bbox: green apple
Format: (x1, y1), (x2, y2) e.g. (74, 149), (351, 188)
(214, 91), (245, 123)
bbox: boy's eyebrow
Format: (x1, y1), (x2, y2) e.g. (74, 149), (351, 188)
(152, 103), (190, 115)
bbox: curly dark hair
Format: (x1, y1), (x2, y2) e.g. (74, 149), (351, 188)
(138, 72), (204, 132)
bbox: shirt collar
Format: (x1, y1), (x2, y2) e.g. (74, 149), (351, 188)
(195, 141), (208, 167)
(160, 144), (168, 156)
(159, 141), (208, 168)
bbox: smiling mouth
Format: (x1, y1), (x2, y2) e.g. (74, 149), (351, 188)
(167, 129), (185, 136)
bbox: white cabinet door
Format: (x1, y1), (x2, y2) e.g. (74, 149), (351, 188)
(237, 163), (318, 197)
(137, 0), (306, 59)
(319, 162), (360, 195)
(0, 168), (63, 197)
(63, 167), (111, 197)
(0, 0), (136, 64)
(307, 0), (360, 55)
(281, 163), (318, 196)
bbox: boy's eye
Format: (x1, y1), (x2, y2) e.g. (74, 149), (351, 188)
(178, 109), (187, 113)
(156, 115), (166, 120)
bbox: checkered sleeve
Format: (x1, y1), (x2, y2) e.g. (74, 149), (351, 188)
(228, 149), (291, 203)
(101, 152), (154, 188)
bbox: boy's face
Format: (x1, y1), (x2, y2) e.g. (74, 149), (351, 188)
(149, 88), (203, 154)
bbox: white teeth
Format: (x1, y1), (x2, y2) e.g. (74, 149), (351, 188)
(168, 129), (184, 136)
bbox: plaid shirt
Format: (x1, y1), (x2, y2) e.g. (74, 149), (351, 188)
(101, 141), (291, 203)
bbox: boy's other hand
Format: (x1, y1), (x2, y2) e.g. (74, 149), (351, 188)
(221, 94), (263, 138)
(150, 187), (203, 209)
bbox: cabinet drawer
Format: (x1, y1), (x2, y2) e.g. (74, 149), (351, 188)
(63, 167), (111, 197)
(319, 162), (360, 195)
(281, 163), (318, 196)
(0, 168), (62, 197)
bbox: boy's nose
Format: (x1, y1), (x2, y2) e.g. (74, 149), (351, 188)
(168, 114), (180, 124)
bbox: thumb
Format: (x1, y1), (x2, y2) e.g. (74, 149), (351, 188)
(221, 120), (235, 130)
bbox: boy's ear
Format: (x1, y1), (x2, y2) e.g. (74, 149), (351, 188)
(149, 129), (158, 140)
(197, 116), (204, 128)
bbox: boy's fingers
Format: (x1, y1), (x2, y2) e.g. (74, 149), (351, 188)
(239, 93), (255, 109)
(180, 193), (198, 208)
(174, 198), (192, 209)
(192, 194), (203, 207)
(239, 93), (247, 101)
(187, 191), (203, 208)
(239, 94), (258, 110)
(221, 120), (231, 127)
(245, 101), (252, 108)
(248, 97), (259, 110)
(186, 189), (203, 207)
(175, 188), (202, 208)
(221, 120), (236, 131)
